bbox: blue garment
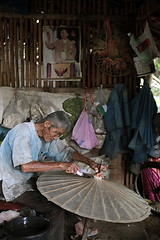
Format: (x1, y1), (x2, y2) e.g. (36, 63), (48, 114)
(0, 122), (73, 201)
(0, 122), (40, 201)
(39, 138), (74, 162)
(128, 84), (158, 163)
(100, 84), (131, 158)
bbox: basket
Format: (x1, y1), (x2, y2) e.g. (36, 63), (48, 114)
(92, 22), (135, 77)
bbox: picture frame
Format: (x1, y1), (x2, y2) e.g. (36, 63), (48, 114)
(43, 26), (82, 80)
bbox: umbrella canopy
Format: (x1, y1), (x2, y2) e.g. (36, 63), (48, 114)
(37, 170), (151, 223)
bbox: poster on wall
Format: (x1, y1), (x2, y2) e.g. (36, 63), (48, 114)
(43, 26), (82, 79)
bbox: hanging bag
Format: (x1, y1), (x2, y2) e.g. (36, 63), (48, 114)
(89, 87), (106, 134)
(71, 91), (99, 149)
(129, 21), (159, 64)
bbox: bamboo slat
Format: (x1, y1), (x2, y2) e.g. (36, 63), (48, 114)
(82, 23), (87, 88)
(48, 19), (54, 89)
(14, 18), (19, 87)
(0, 0), (141, 93)
(87, 23), (91, 88)
(37, 20), (42, 88)
(43, 0), (48, 14)
(65, 1), (72, 88)
(95, 21), (103, 88)
(9, 18), (15, 87)
(4, 18), (10, 86)
(102, 72), (107, 87)
(2, 19), (7, 86)
(77, 0), (81, 15)
(25, 18), (29, 87)
(33, 19), (37, 87)
(0, 18), (2, 86)
(30, 18), (34, 87)
(49, 0), (54, 14)
(43, 18), (49, 89)
(57, 1), (65, 89)
(20, 17), (24, 87)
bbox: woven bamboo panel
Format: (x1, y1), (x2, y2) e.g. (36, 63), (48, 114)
(0, 0), (146, 188)
(0, 0), (141, 95)
(0, 0), (148, 187)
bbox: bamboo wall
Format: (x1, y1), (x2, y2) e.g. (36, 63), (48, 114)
(0, 0), (143, 98)
(0, 0), (150, 186)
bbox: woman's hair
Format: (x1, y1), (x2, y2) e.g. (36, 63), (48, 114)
(38, 111), (71, 130)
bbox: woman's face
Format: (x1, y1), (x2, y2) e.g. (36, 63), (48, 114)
(43, 126), (65, 142)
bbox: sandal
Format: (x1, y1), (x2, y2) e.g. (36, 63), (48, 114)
(71, 229), (100, 240)
(87, 228), (100, 239)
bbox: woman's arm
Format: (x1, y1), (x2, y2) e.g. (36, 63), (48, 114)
(72, 151), (106, 174)
(21, 160), (80, 174)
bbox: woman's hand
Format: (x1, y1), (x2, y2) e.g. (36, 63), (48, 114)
(60, 162), (80, 175)
(89, 161), (106, 178)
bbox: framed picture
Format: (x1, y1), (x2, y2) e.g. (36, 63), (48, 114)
(43, 26), (82, 80)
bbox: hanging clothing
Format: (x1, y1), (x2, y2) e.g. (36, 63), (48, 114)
(128, 84), (157, 163)
(100, 84), (131, 158)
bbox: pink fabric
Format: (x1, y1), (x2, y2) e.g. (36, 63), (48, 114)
(150, 158), (160, 175)
(141, 167), (160, 202)
(72, 109), (99, 149)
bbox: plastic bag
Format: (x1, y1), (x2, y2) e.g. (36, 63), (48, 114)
(129, 21), (159, 64)
(72, 108), (99, 149)
(94, 87), (107, 116)
(89, 102), (106, 134)
(62, 93), (84, 138)
(89, 87), (107, 134)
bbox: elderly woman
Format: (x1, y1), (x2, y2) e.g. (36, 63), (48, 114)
(0, 110), (105, 240)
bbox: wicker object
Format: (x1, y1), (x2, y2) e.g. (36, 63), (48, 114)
(92, 22), (135, 77)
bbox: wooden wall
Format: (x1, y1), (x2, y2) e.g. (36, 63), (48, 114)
(0, 0), (151, 186)
(0, 0), (143, 98)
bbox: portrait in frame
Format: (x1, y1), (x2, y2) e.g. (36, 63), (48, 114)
(43, 26), (82, 79)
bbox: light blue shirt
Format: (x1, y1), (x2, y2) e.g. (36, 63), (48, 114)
(39, 138), (74, 163)
(0, 122), (74, 201)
